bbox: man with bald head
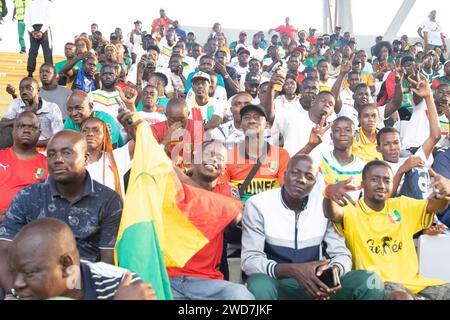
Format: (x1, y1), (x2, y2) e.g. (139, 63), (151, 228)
(64, 90), (124, 147)
(241, 154), (384, 300)
(151, 97), (205, 162)
(8, 218), (155, 300)
(0, 130), (123, 292)
(0, 112), (47, 222)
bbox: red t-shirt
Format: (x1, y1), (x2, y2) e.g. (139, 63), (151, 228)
(167, 182), (240, 280)
(275, 25), (298, 41)
(0, 148), (48, 211)
(150, 120), (205, 162)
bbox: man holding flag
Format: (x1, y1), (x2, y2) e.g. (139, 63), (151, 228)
(115, 93), (253, 300)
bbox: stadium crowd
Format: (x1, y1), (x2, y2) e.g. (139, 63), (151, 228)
(0, 2), (450, 300)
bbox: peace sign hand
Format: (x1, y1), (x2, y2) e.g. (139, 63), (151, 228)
(308, 116), (333, 147)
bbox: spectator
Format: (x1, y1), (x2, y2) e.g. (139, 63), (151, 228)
(186, 71), (224, 131)
(248, 33), (266, 62)
(230, 31), (247, 53)
(167, 140), (255, 300)
(242, 154), (384, 300)
(210, 92), (252, 148)
(136, 85), (167, 125)
(54, 42), (76, 85)
(432, 149), (450, 228)
(8, 218), (155, 300)
(352, 104), (383, 162)
(64, 90), (124, 148)
(324, 161), (450, 300)
(220, 104), (289, 204)
(1, 77), (63, 148)
(0, 112), (47, 222)
(0, 130), (123, 292)
(61, 52), (100, 93)
(38, 64), (72, 121)
(172, 20), (186, 41)
(150, 98), (204, 163)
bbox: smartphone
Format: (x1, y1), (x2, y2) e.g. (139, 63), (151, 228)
(318, 267), (340, 288)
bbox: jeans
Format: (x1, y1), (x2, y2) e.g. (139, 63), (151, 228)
(246, 270), (384, 300)
(170, 276), (255, 300)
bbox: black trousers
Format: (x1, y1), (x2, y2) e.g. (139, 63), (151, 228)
(27, 30), (53, 75)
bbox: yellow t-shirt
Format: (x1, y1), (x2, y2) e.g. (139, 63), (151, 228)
(352, 128), (382, 163)
(337, 197), (446, 293)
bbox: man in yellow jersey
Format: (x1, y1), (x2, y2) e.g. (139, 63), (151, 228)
(352, 103), (383, 162)
(323, 160), (450, 300)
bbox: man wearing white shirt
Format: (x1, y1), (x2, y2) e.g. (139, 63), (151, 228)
(418, 10), (447, 53)
(24, 0), (53, 77)
(248, 33), (266, 62)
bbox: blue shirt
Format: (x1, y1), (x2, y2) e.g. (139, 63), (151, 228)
(0, 172), (123, 262)
(432, 150), (450, 227)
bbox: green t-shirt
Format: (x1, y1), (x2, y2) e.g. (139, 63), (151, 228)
(54, 60), (83, 74)
(63, 110), (124, 147)
(304, 55), (324, 68)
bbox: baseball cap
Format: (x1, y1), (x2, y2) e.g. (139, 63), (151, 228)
(240, 104), (267, 120)
(110, 33), (118, 40)
(309, 27), (317, 31)
(134, 20), (142, 25)
(239, 31), (247, 36)
(191, 71), (211, 83)
(238, 48), (251, 56)
(245, 72), (261, 85)
(335, 26), (342, 30)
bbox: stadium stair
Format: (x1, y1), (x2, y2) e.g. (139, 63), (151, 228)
(0, 52), (65, 117)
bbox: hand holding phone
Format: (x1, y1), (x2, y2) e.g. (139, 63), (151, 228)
(317, 266), (341, 289)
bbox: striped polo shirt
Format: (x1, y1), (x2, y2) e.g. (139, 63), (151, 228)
(81, 260), (141, 300)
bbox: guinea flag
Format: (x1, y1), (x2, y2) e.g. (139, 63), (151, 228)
(114, 116), (242, 300)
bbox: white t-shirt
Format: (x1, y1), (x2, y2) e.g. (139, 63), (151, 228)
(272, 104), (333, 160)
(274, 95), (301, 113)
(248, 46), (266, 62)
(186, 96), (225, 124)
(138, 111), (167, 126)
(421, 20), (444, 46)
(86, 143), (132, 197)
(401, 99), (435, 149)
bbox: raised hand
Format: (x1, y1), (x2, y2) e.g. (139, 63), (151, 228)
(118, 86), (138, 112)
(325, 177), (358, 207)
(407, 73), (432, 98)
(308, 116), (332, 147)
(428, 168), (450, 200)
